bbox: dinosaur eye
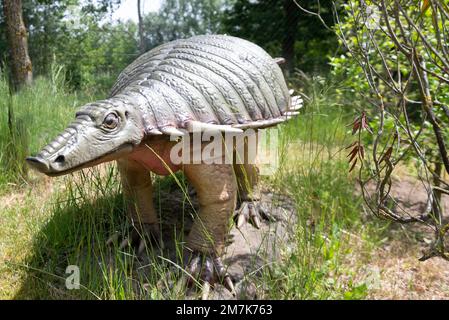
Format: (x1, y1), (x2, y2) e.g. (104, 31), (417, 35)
(103, 113), (119, 129)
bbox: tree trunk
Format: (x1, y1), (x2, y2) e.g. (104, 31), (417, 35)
(3, 0), (33, 90)
(282, 0), (300, 76)
(138, 0), (146, 54)
(42, 4), (49, 75)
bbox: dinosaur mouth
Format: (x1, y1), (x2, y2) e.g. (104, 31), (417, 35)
(26, 143), (134, 177)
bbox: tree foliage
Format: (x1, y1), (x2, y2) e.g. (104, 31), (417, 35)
(221, 0), (338, 73)
(142, 0), (225, 49)
(329, 0), (449, 260)
(0, 0), (337, 89)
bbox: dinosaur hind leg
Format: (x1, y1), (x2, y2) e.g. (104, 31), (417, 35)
(234, 162), (260, 203)
(233, 137), (273, 229)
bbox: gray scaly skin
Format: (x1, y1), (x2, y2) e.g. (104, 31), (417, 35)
(26, 35), (302, 299)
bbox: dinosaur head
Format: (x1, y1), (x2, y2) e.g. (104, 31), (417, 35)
(26, 99), (145, 176)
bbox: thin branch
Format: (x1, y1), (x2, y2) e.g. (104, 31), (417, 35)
(293, 0), (333, 31)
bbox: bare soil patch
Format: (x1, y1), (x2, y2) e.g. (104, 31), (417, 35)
(354, 176), (449, 299)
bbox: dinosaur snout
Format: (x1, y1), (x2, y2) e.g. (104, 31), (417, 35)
(26, 156), (51, 173)
(26, 153), (69, 175)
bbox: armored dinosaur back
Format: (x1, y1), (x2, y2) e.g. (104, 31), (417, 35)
(110, 35), (300, 135)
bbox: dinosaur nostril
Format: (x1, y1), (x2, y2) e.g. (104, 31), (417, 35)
(54, 155), (65, 164)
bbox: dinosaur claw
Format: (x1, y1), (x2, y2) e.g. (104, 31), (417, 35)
(248, 204), (261, 229)
(106, 232), (119, 246)
(236, 202), (250, 229)
(236, 211), (247, 229)
(201, 281), (211, 300)
(214, 257), (236, 296)
(185, 252), (235, 299)
(119, 238), (131, 250)
(252, 214), (261, 229)
(204, 259), (213, 282)
(137, 239), (146, 256)
(107, 223), (161, 255)
(235, 200), (271, 229)
(188, 256), (201, 282)
(224, 275), (236, 296)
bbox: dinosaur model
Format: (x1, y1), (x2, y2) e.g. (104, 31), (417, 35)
(26, 34), (302, 299)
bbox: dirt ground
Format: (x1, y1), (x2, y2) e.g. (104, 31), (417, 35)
(352, 176), (449, 299)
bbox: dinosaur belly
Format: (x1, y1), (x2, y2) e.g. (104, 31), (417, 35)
(128, 140), (181, 176)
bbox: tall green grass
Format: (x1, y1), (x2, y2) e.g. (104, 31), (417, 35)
(0, 66), (97, 191)
(1, 74), (376, 299)
(10, 166), (197, 299)
(261, 76), (368, 299)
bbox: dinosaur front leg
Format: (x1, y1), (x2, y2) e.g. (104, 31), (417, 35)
(182, 163), (237, 298)
(107, 158), (160, 254)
